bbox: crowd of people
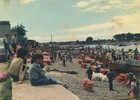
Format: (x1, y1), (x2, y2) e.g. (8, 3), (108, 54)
(2, 33), (140, 98)
(83, 47), (140, 97)
(2, 33), (69, 88)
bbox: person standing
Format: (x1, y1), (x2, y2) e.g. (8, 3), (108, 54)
(107, 70), (114, 91)
(3, 34), (13, 58)
(11, 34), (18, 53)
(62, 55), (66, 67)
(134, 48), (139, 60)
(85, 66), (93, 80)
(122, 49), (125, 60)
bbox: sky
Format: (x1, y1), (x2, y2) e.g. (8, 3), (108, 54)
(0, 0), (140, 43)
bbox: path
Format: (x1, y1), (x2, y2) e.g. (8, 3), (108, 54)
(12, 80), (80, 100)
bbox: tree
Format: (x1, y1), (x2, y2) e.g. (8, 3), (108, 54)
(75, 40), (79, 44)
(11, 24), (27, 43)
(126, 32), (134, 41)
(113, 33), (140, 42)
(86, 37), (93, 44)
(113, 33), (126, 41)
(12, 24), (27, 36)
(134, 33), (140, 41)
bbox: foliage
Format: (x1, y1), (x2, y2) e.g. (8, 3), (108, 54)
(113, 32), (140, 42)
(11, 24), (27, 44)
(0, 77), (12, 100)
(0, 62), (12, 100)
(12, 24), (27, 36)
(86, 37), (93, 44)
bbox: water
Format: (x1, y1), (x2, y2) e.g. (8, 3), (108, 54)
(84, 44), (140, 51)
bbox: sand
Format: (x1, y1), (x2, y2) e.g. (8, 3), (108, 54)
(46, 58), (132, 100)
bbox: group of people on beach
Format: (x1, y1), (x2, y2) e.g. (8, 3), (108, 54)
(85, 63), (114, 91)
(2, 33), (69, 88)
(84, 47), (140, 97)
(50, 50), (73, 67)
(85, 63), (139, 98)
(2, 33), (140, 98)
(3, 33), (37, 59)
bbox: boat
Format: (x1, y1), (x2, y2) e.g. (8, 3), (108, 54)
(118, 43), (128, 47)
(109, 60), (140, 72)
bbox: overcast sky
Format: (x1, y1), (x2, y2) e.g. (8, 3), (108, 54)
(0, 0), (140, 42)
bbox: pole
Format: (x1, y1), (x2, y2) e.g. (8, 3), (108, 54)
(51, 34), (52, 43)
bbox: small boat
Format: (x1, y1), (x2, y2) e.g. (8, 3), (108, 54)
(110, 60), (140, 72)
(118, 44), (127, 47)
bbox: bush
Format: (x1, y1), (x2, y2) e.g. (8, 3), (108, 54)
(0, 62), (12, 100)
(0, 77), (12, 100)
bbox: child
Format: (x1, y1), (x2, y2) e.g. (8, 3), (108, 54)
(29, 53), (69, 88)
(85, 66), (93, 80)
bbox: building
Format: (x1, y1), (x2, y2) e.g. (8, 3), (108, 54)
(0, 21), (11, 38)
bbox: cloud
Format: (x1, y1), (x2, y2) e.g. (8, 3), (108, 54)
(20, 0), (35, 4)
(90, 0), (101, 3)
(81, 5), (111, 12)
(75, 0), (140, 13)
(65, 10), (140, 39)
(82, 6), (97, 12)
(123, 0), (140, 9)
(111, 10), (140, 32)
(109, 0), (121, 4)
(75, 0), (101, 8)
(109, 0), (140, 9)
(75, 1), (89, 8)
(75, 0), (112, 13)
(99, 5), (111, 12)
(66, 22), (111, 32)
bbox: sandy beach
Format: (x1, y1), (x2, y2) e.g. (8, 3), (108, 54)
(46, 58), (131, 100)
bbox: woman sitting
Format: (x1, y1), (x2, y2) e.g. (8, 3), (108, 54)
(7, 48), (28, 84)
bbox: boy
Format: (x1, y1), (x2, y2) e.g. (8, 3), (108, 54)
(29, 53), (69, 88)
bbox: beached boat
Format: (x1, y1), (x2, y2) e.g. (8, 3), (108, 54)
(118, 43), (128, 47)
(109, 60), (140, 72)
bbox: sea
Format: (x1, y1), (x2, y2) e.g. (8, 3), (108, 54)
(84, 44), (140, 51)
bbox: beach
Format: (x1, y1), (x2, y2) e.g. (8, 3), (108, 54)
(46, 58), (131, 100)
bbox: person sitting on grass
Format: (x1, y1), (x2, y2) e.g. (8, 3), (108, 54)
(7, 48), (28, 84)
(29, 53), (69, 88)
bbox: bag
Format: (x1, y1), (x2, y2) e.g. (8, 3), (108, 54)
(83, 78), (93, 92)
